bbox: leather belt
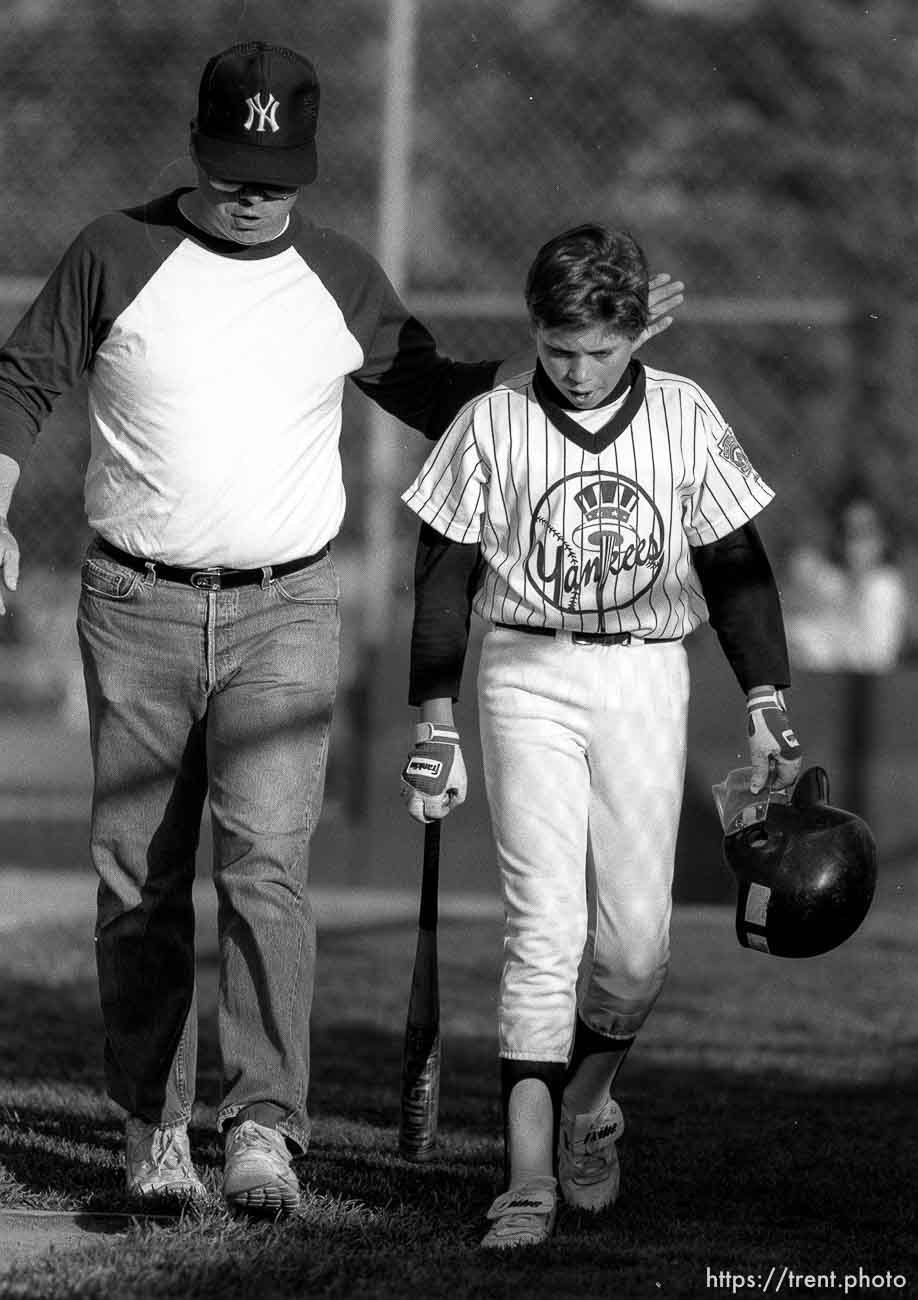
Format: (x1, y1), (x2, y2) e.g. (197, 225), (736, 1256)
(496, 622), (633, 646)
(95, 537), (330, 590)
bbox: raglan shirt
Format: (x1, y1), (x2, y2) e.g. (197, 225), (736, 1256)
(0, 190), (499, 567)
(403, 360), (790, 701)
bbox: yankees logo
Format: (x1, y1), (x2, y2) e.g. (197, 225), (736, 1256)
(527, 471), (665, 613)
(244, 92), (280, 133)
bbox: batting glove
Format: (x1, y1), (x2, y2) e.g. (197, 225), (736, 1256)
(401, 722), (468, 823)
(746, 687), (802, 793)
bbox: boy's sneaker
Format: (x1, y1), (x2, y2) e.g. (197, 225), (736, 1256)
(558, 1096), (625, 1211)
(223, 1120), (300, 1216)
(480, 1177), (558, 1250)
(124, 1118), (206, 1207)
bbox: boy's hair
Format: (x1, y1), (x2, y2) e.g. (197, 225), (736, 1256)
(524, 224), (649, 339)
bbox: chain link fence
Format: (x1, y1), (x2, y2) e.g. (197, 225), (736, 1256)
(2, 0), (915, 562)
(0, 0), (915, 867)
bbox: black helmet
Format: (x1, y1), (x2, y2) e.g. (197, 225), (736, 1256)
(722, 766), (878, 958)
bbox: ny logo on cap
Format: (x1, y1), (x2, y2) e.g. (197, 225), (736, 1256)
(244, 92), (280, 133)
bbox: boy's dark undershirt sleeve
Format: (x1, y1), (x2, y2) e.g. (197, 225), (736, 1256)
(692, 521), (791, 692)
(408, 523), (481, 705)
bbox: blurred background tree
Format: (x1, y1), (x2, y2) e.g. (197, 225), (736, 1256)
(2, 0), (914, 292)
(0, 0), (915, 562)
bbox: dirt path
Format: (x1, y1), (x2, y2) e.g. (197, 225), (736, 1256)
(0, 1208), (167, 1270)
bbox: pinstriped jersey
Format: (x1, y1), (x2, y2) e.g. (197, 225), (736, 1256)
(401, 359), (775, 639)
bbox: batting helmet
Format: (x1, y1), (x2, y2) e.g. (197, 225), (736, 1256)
(721, 766), (878, 958)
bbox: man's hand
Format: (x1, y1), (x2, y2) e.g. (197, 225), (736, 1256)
(0, 517), (20, 616)
(633, 273), (685, 351)
(401, 722), (468, 823)
(746, 687), (802, 793)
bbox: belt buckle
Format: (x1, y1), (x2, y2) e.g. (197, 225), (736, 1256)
(190, 569), (223, 590)
(571, 631), (631, 646)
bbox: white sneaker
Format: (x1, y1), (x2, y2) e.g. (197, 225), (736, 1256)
(480, 1177), (558, 1249)
(223, 1120), (300, 1216)
(124, 1118), (206, 1206)
(558, 1096), (625, 1211)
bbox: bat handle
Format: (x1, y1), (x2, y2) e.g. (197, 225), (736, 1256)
(424, 818), (441, 872)
(419, 819), (440, 932)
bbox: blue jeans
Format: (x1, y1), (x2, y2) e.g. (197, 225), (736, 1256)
(76, 539), (339, 1153)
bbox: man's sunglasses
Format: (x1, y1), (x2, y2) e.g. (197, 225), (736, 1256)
(204, 173), (299, 200)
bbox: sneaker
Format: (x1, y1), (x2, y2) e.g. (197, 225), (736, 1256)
(480, 1177), (558, 1250)
(124, 1118), (206, 1207)
(558, 1096), (625, 1211)
(223, 1120), (300, 1216)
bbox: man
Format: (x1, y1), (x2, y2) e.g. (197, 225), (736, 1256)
(0, 44), (681, 1218)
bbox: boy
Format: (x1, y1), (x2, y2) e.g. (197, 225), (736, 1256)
(399, 225), (801, 1249)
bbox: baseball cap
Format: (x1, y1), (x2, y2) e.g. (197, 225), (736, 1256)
(191, 41), (320, 187)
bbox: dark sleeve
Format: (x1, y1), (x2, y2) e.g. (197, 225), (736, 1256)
(0, 203), (181, 465)
(291, 223), (501, 440)
(0, 234), (100, 463)
(692, 521), (791, 692)
(354, 323), (500, 440)
(408, 522), (482, 705)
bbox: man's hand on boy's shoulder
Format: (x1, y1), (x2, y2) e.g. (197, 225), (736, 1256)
(638, 273), (685, 350)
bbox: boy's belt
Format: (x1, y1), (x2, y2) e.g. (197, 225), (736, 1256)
(495, 623), (680, 646)
(496, 622), (631, 646)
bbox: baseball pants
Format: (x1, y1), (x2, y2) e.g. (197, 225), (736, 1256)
(477, 627), (690, 1061)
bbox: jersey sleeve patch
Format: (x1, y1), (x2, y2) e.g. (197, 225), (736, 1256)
(717, 427), (756, 479)
(686, 407), (775, 547)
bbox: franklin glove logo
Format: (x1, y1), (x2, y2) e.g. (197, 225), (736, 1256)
(404, 756), (443, 783)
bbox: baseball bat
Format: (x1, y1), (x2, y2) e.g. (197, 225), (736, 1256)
(398, 818), (441, 1161)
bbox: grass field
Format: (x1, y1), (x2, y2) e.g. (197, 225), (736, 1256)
(1, 848), (916, 1298)
(1, 620), (917, 1296)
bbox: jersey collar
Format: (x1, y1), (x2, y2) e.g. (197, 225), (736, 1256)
(532, 358), (647, 453)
